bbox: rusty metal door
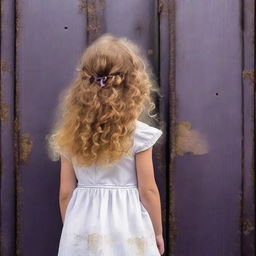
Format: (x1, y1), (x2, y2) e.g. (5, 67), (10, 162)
(0, 0), (255, 255)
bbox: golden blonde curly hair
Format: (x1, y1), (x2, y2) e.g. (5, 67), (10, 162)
(46, 33), (161, 167)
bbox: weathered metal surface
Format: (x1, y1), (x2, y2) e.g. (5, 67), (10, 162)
(19, 133), (33, 164)
(0, 0), (16, 255)
(16, 0), (87, 255)
(167, 0), (178, 255)
(174, 0), (243, 255)
(0, 100), (9, 122)
(241, 0), (255, 255)
(1, 0), (255, 255)
(97, 1), (168, 253)
(86, 0), (106, 44)
(157, 0), (174, 250)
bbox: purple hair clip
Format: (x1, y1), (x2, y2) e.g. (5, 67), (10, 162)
(93, 75), (108, 87)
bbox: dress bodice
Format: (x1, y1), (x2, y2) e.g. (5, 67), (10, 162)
(64, 120), (163, 187)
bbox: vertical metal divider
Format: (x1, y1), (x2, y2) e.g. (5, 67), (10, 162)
(14, 0), (21, 254)
(241, 0), (256, 255)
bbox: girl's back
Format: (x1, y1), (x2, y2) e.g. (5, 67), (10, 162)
(46, 33), (164, 255)
(57, 119), (162, 255)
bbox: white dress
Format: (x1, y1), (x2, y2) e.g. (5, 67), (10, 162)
(57, 120), (163, 256)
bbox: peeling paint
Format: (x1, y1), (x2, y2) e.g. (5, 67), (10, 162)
(243, 70), (254, 82)
(175, 121), (209, 156)
(0, 101), (9, 121)
(1, 59), (11, 72)
(19, 133), (33, 163)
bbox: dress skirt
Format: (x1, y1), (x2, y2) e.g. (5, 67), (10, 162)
(57, 183), (161, 256)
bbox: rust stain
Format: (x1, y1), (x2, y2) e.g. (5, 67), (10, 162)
(159, 0), (170, 16)
(158, 0), (164, 14)
(1, 0), (3, 16)
(87, 1), (99, 42)
(127, 236), (146, 255)
(242, 70), (254, 83)
(243, 219), (255, 235)
(175, 121), (209, 156)
(1, 59), (11, 72)
(99, 0), (105, 10)
(19, 133), (33, 163)
(15, 0), (22, 254)
(79, 0), (106, 43)
(0, 101), (9, 121)
(169, 0), (177, 254)
(147, 49), (154, 56)
(78, 0), (87, 13)
(14, 115), (21, 256)
(16, 3), (21, 48)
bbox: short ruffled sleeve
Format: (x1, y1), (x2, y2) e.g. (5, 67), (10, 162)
(133, 121), (163, 154)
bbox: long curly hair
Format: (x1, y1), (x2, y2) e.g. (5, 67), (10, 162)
(46, 33), (161, 167)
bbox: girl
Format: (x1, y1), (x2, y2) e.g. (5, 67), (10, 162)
(46, 33), (165, 255)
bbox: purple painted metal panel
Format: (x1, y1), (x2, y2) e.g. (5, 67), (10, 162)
(241, 0), (255, 255)
(17, 0), (164, 255)
(0, 0), (16, 255)
(175, 0), (242, 255)
(17, 1), (86, 255)
(2, 0), (255, 255)
(95, 0), (168, 252)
